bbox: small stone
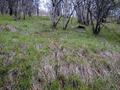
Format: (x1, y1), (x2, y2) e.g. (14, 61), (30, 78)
(100, 51), (112, 58)
(35, 44), (43, 50)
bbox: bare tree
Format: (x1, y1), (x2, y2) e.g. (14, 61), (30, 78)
(0, 0), (39, 20)
(50, 0), (63, 28)
(0, 0), (8, 15)
(73, 0), (91, 25)
(88, 0), (116, 35)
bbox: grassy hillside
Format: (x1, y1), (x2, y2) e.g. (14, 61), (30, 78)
(0, 16), (120, 90)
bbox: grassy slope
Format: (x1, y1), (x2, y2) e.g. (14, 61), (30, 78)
(0, 15), (120, 90)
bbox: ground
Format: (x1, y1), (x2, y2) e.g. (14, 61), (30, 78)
(0, 15), (120, 90)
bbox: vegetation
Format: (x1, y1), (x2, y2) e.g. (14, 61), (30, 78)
(0, 16), (120, 90)
(0, 0), (120, 90)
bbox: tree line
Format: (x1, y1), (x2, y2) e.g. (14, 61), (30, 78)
(49, 0), (120, 35)
(0, 0), (39, 20)
(0, 0), (120, 35)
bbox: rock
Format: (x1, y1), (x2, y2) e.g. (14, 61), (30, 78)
(75, 25), (86, 33)
(0, 27), (3, 32)
(35, 44), (43, 50)
(100, 51), (113, 58)
(0, 24), (5, 32)
(76, 25), (85, 29)
(0, 24), (17, 32)
(6, 25), (17, 32)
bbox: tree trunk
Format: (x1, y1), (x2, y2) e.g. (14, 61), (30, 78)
(9, 8), (13, 16)
(93, 22), (101, 35)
